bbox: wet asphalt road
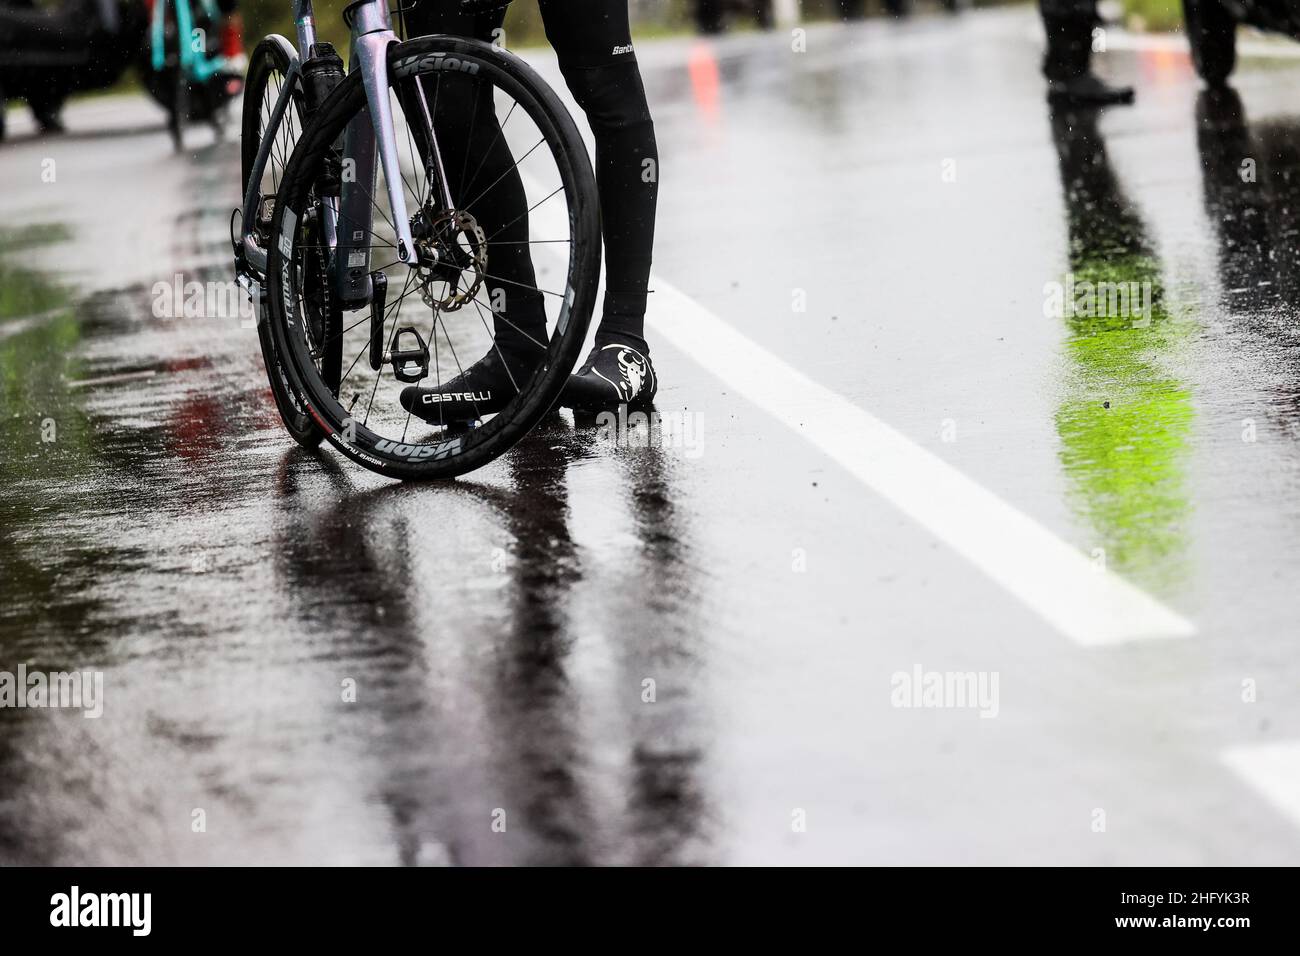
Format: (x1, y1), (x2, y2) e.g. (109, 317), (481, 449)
(4, 5), (1300, 865)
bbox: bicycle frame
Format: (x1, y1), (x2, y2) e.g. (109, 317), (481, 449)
(238, 0), (447, 304)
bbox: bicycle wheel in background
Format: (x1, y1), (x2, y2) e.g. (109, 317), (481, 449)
(266, 35), (600, 480)
(241, 35), (331, 448)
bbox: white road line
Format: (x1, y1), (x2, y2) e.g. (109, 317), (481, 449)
(521, 166), (1193, 645)
(1221, 742), (1300, 830)
(645, 277), (1195, 645)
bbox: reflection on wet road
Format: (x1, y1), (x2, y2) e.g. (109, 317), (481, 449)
(3, 7), (1300, 863)
(1049, 105), (1194, 592)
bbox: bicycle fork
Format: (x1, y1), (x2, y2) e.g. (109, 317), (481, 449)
(355, 30), (417, 265)
(335, 32), (423, 308)
(337, 2), (455, 308)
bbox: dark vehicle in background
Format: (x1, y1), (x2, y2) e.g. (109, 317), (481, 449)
(1184, 0), (1300, 85)
(836, 0), (912, 17)
(0, 0), (242, 147)
(0, 0), (146, 135)
(695, 0), (775, 33)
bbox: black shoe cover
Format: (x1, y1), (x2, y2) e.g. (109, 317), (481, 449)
(1047, 73), (1135, 107)
(560, 342), (657, 412)
(399, 346), (533, 424)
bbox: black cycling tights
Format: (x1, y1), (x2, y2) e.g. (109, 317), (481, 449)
(404, 0), (659, 351)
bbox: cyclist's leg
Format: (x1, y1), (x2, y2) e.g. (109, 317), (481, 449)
(402, 1), (547, 353)
(539, 0), (658, 354)
(1039, 0), (1133, 105)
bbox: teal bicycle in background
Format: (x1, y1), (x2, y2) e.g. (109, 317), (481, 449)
(0, 0), (242, 147)
(143, 0), (244, 150)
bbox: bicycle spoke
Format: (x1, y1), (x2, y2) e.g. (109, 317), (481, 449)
(432, 307), (443, 430)
(481, 184), (565, 246)
(403, 298), (446, 442)
(318, 311), (375, 359)
(338, 269), (418, 383)
(395, 123), (424, 216)
(479, 269), (567, 300)
(465, 290), (549, 352)
(324, 205), (399, 251)
(363, 317), (402, 429)
(358, 177), (397, 235)
(294, 242), (395, 253)
(458, 80), (482, 200)
(485, 239), (572, 246)
(462, 100), (517, 199)
(268, 78), (286, 193)
(462, 136), (547, 212)
(359, 274), (420, 429)
(399, 84), (432, 213)
(471, 296), (520, 395)
(434, 310), (483, 424)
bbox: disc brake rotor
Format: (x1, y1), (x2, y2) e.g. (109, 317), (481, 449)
(415, 210), (488, 312)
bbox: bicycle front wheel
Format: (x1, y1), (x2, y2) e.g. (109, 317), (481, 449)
(266, 35), (600, 480)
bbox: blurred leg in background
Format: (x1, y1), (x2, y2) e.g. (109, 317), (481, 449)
(836, 0), (868, 21)
(695, 0), (725, 33)
(694, 0), (778, 34)
(1040, 0), (1134, 106)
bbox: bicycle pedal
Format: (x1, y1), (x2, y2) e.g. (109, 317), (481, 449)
(387, 327), (430, 383)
